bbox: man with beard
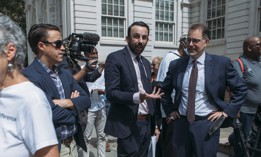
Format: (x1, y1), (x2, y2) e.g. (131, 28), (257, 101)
(104, 21), (163, 157)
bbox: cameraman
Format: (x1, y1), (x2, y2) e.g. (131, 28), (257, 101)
(59, 33), (104, 95)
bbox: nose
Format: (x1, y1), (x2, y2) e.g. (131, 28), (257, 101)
(60, 44), (65, 51)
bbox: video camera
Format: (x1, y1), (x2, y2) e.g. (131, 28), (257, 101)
(64, 32), (100, 62)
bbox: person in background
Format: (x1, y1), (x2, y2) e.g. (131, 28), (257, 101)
(22, 23), (90, 157)
(59, 35), (103, 133)
(104, 21), (163, 157)
(161, 23), (247, 157)
(151, 56), (162, 82)
(150, 56), (162, 157)
(155, 34), (188, 156)
(232, 36), (261, 157)
(0, 15), (59, 157)
(78, 47), (107, 157)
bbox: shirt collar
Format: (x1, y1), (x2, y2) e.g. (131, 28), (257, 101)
(37, 58), (59, 75)
(189, 51), (205, 65)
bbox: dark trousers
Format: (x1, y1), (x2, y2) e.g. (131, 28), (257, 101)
(170, 117), (219, 157)
(117, 120), (151, 157)
(234, 112), (255, 157)
(156, 117), (168, 157)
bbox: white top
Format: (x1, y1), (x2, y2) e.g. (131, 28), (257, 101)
(156, 50), (181, 117)
(156, 50), (181, 82)
(86, 71), (106, 112)
(0, 82), (58, 157)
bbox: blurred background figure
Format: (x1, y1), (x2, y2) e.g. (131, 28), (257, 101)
(151, 56), (162, 82)
(0, 15), (59, 157)
(78, 47), (107, 157)
(232, 36), (261, 157)
(155, 34), (188, 157)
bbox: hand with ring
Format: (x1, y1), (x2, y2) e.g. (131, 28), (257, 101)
(166, 111), (180, 124)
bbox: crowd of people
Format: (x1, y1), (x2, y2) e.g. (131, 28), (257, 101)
(1, 14), (261, 157)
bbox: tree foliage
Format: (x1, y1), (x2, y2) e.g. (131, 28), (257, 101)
(0, 0), (26, 33)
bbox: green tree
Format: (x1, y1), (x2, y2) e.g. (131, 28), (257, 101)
(0, 0), (26, 33)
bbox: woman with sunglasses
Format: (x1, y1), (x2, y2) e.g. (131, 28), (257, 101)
(0, 15), (59, 156)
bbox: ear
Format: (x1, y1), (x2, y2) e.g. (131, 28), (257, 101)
(5, 43), (17, 61)
(247, 46), (252, 52)
(125, 36), (130, 42)
(38, 41), (46, 52)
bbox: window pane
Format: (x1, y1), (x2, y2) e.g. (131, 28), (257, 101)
(102, 26), (106, 36)
(120, 6), (124, 16)
(119, 28), (124, 37)
(102, 4), (107, 14)
(113, 27), (118, 37)
(114, 5), (119, 16)
(108, 5), (113, 15)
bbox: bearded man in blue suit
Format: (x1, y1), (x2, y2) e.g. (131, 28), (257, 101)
(104, 21), (162, 157)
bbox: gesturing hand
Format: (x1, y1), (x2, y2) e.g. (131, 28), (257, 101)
(140, 87), (164, 102)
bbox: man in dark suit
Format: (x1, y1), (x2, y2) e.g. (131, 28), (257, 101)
(22, 24), (90, 157)
(161, 23), (247, 157)
(104, 21), (162, 157)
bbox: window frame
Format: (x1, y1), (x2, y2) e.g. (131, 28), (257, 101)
(206, 0), (226, 41)
(101, 0), (126, 39)
(155, 0), (176, 43)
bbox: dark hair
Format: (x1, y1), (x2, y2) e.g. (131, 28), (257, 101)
(189, 23), (210, 39)
(28, 23), (60, 55)
(127, 21), (150, 37)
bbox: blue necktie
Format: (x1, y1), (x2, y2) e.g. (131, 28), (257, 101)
(187, 60), (198, 122)
(136, 56), (151, 92)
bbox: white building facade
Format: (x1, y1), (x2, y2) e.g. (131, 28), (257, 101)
(24, 0), (261, 63)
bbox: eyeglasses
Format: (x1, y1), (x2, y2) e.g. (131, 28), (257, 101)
(42, 40), (64, 49)
(187, 38), (204, 44)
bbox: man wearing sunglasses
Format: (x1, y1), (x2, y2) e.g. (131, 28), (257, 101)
(22, 23), (90, 157)
(161, 23), (247, 157)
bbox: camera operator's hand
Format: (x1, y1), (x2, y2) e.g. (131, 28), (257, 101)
(85, 58), (98, 71)
(97, 62), (105, 74)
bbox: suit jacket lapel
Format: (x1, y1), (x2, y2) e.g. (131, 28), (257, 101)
(33, 59), (60, 97)
(122, 46), (139, 91)
(177, 56), (189, 89)
(205, 53), (214, 91)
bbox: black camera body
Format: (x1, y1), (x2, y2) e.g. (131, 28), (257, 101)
(64, 32), (100, 62)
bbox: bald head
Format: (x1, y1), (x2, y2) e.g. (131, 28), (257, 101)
(243, 36), (261, 60)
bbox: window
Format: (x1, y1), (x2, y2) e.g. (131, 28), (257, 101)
(206, 0), (225, 40)
(259, 0), (261, 32)
(155, 0), (175, 42)
(101, 0), (125, 38)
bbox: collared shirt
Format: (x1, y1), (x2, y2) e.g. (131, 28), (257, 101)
(86, 70), (106, 112)
(37, 58), (77, 139)
(127, 46), (149, 115)
(179, 53), (217, 116)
